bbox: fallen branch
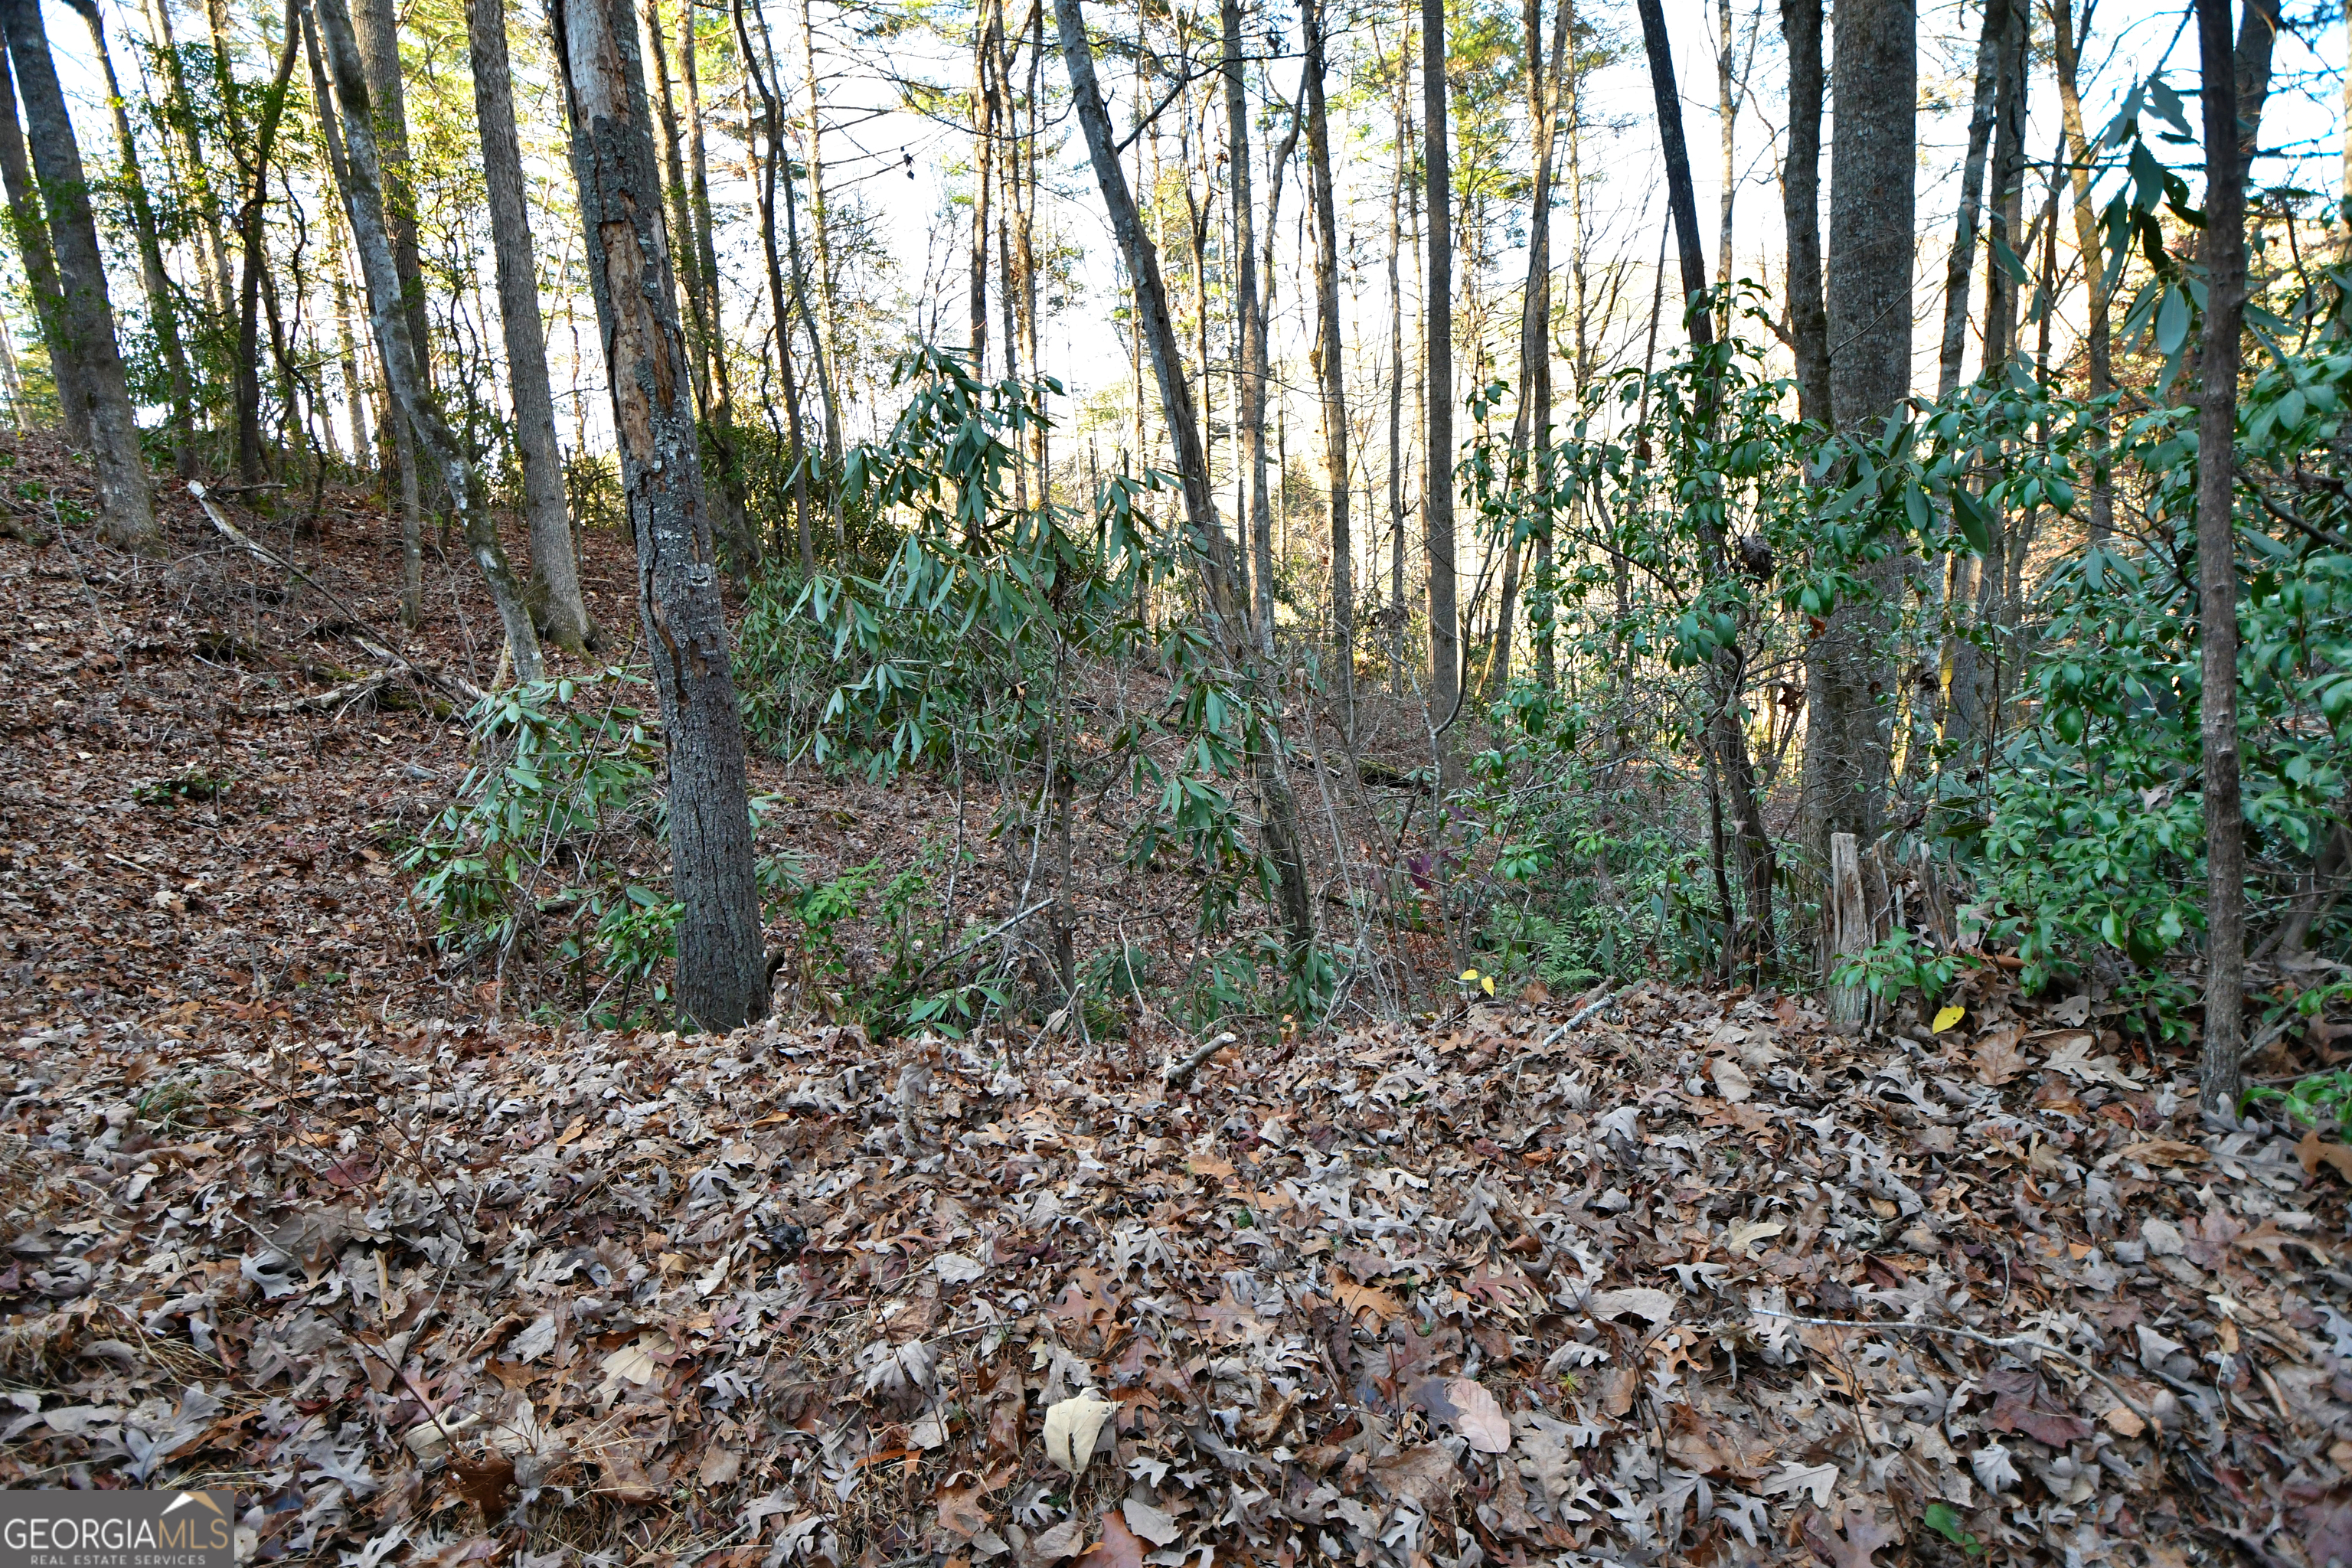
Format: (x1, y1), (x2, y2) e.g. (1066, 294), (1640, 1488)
(241, 671), (392, 717)
(188, 482), (488, 713)
(1537, 989), (1617, 1051)
(1164, 1031), (1238, 1088)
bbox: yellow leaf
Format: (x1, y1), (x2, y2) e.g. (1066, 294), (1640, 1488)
(1460, 969), (1480, 982)
(1932, 1005), (1965, 1033)
(1481, 976), (1495, 995)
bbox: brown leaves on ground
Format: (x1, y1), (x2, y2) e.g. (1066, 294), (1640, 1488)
(3, 978), (2349, 1566)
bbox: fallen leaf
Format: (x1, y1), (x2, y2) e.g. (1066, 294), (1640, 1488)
(1972, 1030), (2028, 1086)
(2117, 1138), (2208, 1168)
(1041, 1391), (1119, 1475)
(1710, 1057), (1753, 1102)
(1369, 1444), (1459, 1513)
(1932, 1005), (1965, 1033)
(1119, 1498), (1179, 1547)
(1073, 1513), (1148, 1568)
(1444, 1377), (1510, 1453)
(2298, 1129), (2352, 1182)
(1724, 1218), (1785, 1256)
(933, 1251), (986, 1283)
(1029, 1518), (1086, 1562)
(1820, 1505), (1903, 1568)
(1586, 1287), (1675, 1325)
(1762, 1461), (1838, 1507)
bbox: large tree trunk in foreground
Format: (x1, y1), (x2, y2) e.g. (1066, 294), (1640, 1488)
(1304, 0), (1353, 718)
(313, 0), (544, 687)
(1802, 0), (1914, 861)
(71, 0), (191, 475)
(1422, 0), (1459, 756)
(1635, 0), (1774, 968)
(1057, 0), (1316, 969)
(469, 0), (596, 652)
(0, 57), (83, 446)
(2194, 0), (2247, 1111)
(553, 0), (769, 1030)
(0, 0), (152, 547)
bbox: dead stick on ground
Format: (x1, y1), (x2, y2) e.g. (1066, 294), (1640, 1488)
(188, 482), (488, 710)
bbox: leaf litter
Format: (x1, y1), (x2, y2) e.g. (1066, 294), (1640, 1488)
(5, 974), (2349, 1568)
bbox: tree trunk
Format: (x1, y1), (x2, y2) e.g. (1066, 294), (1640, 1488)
(1254, 79), (1302, 654)
(1223, 0), (1264, 639)
(1636, 0), (1775, 966)
(1499, 0), (1568, 703)
(1776, 0), (1829, 429)
(302, 5), (421, 621)
(1057, 0), (1317, 969)
(0, 56), (85, 446)
(1422, 0), (1459, 756)
(1304, 0), (1352, 715)
(312, 0), (544, 684)
(0, 0), (152, 547)
(469, 0), (596, 652)
(1981, 0), (2027, 372)
(971, 0), (998, 370)
(234, 0), (302, 485)
(1802, 0), (1913, 859)
(2194, 0), (2246, 1111)
(675, 0), (756, 581)
(1937, 0), (2006, 400)
(71, 0), (191, 475)
(734, 0), (816, 573)
(796, 0), (842, 457)
(1386, 39), (1408, 681)
(2050, 0), (2112, 542)
(2235, 0), (2280, 165)
(141, 0), (234, 322)
(552, 0), (769, 1029)
(354, 0), (432, 406)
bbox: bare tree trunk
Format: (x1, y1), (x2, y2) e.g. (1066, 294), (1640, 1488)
(0, 57), (84, 446)
(1981, 0), (2027, 371)
(234, 0), (300, 485)
(141, 0), (234, 322)
(1057, 0), (1316, 969)
(675, 0), (756, 580)
(1253, 74), (1302, 654)
(735, 0), (815, 573)
(1223, 0), (1266, 638)
(1636, 0), (1775, 966)
(1498, 0), (1568, 704)
(330, 227), (368, 461)
(797, 0), (842, 456)
(72, 0), (191, 475)
(302, 6), (420, 621)
(1776, 0), (1829, 428)
(2050, 0), (2112, 542)
(1801, 0), (1913, 861)
(1304, 0), (1352, 720)
(470, 0), (595, 652)
(2194, 0), (2246, 1111)
(1937, 0), (2006, 400)
(1386, 38), (1408, 681)
(1422, 0), (1459, 758)
(553, 0), (769, 1029)
(312, 0), (543, 683)
(971, 0), (998, 371)
(353, 0), (431, 404)
(0, 0), (152, 546)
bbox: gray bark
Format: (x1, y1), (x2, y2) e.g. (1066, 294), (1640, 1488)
(1802, 0), (1914, 856)
(1223, 0), (1266, 639)
(0, 0), (152, 547)
(2194, 0), (2246, 1108)
(1422, 0), (1459, 749)
(1056, 0), (1316, 969)
(70, 0), (191, 475)
(354, 0), (432, 400)
(553, 0), (769, 1028)
(312, 0), (545, 685)
(469, 0), (596, 652)
(2051, 0), (2112, 541)
(1304, 0), (1352, 715)
(0, 56), (83, 446)
(1777, 0), (1829, 429)
(1936, 0), (2006, 400)
(141, 0), (234, 322)
(1981, 0), (2027, 372)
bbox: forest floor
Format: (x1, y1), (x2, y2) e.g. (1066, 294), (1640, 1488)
(1, 436), (2350, 1568)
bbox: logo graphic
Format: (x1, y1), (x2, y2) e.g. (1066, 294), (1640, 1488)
(0, 1489), (237, 1566)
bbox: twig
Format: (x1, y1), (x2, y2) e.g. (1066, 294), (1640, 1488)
(240, 671), (391, 717)
(1536, 989), (1617, 1051)
(1163, 1031), (1237, 1088)
(1744, 1306), (2167, 1444)
(188, 482), (488, 710)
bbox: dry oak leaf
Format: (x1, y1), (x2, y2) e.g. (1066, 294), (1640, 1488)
(1444, 1377), (1511, 1453)
(1586, 1287), (1675, 1325)
(1710, 1057), (1754, 1103)
(1816, 1505), (1903, 1568)
(1763, 1461), (1840, 1508)
(1073, 1512), (1148, 1568)
(1332, 1274), (1405, 1325)
(2298, 1129), (2352, 1183)
(1971, 1027), (2029, 1086)
(1370, 1444), (1461, 1514)
(2117, 1138), (2209, 1168)
(1042, 1390), (1119, 1475)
